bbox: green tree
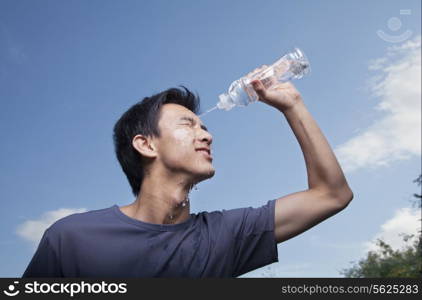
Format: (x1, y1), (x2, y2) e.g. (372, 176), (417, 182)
(341, 174), (422, 278)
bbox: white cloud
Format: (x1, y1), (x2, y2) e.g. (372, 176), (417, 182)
(363, 207), (421, 253)
(16, 208), (87, 248)
(335, 36), (421, 173)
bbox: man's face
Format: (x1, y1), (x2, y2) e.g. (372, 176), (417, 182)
(153, 103), (215, 183)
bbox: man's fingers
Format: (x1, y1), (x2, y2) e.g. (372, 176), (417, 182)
(251, 80), (266, 100)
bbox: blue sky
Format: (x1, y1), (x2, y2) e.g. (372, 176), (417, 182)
(1, 0), (421, 277)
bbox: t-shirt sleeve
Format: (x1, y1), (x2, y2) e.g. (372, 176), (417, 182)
(22, 228), (63, 277)
(220, 199), (279, 277)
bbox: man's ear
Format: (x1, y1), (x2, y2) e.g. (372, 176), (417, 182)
(132, 134), (157, 158)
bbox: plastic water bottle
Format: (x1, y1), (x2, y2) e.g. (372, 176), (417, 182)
(214, 48), (310, 112)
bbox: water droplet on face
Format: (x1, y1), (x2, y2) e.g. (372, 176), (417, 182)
(173, 128), (192, 149)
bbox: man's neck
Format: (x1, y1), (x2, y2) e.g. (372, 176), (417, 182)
(119, 171), (194, 225)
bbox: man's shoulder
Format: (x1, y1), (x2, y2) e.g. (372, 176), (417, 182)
(47, 206), (114, 236)
(194, 206), (246, 225)
(196, 200), (276, 229)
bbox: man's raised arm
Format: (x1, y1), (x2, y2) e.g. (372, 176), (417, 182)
(251, 70), (353, 244)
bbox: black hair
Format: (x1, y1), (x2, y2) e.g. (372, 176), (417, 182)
(113, 86), (201, 197)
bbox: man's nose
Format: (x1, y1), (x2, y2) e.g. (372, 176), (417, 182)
(199, 130), (213, 145)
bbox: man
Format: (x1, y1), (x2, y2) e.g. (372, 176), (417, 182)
(22, 66), (353, 277)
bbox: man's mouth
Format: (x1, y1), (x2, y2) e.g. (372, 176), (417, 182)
(195, 148), (212, 160)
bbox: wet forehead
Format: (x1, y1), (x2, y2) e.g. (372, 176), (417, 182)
(160, 103), (202, 125)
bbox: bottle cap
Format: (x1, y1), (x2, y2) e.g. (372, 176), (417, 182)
(217, 93), (235, 111)
(292, 47), (311, 76)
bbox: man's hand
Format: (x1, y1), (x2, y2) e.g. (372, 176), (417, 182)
(248, 65), (303, 113)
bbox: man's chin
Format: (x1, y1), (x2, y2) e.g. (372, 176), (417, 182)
(194, 168), (215, 183)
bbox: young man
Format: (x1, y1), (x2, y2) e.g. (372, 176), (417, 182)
(22, 66), (353, 277)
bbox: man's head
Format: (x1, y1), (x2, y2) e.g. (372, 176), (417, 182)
(113, 87), (215, 197)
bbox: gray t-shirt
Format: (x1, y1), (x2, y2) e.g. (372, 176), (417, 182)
(22, 200), (278, 277)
